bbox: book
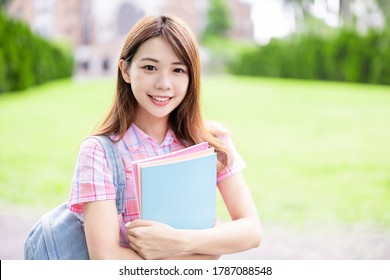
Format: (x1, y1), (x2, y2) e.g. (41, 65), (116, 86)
(132, 143), (217, 229)
(131, 142), (209, 199)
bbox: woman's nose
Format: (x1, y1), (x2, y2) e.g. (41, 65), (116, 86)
(155, 72), (172, 91)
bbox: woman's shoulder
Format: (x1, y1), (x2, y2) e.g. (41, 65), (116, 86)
(77, 135), (111, 156)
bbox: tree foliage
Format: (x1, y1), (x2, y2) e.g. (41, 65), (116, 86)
(202, 0), (231, 40)
(0, 0), (11, 9)
(283, 0), (389, 32)
(229, 28), (390, 85)
(0, 12), (74, 93)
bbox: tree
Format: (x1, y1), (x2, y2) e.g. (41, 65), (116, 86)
(283, 0), (315, 32)
(375, 0), (390, 26)
(202, 0), (231, 40)
(0, 0), (11, 10)
(282, 0), (388, 32)
(338, 0), (354, 28)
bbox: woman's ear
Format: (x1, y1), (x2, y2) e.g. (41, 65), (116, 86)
(119, 59), (131, 83)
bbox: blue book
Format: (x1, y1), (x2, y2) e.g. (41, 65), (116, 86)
(140, 152), (217, 229)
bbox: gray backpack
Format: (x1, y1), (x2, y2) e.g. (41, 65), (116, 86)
(24, 136), (126, 260)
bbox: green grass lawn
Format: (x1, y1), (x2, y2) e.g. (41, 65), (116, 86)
(1, 75), (390, 226)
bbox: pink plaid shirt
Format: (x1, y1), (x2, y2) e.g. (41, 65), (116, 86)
(67, 123), (245, 246)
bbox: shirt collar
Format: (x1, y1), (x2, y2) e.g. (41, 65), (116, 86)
(122, 123), (176, 153)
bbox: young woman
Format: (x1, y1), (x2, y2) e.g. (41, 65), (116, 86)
(67, 15), (261, 260)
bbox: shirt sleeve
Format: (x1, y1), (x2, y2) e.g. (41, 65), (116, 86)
(217, 134), (246, 183)
(67, 138), (116, 213)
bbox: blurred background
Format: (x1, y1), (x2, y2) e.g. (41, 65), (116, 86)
(0, 0), (390, 259)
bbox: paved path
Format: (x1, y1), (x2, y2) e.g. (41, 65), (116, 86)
(1, 205), (390, 260)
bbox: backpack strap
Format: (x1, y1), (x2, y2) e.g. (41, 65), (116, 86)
(88, 136), (126, 214)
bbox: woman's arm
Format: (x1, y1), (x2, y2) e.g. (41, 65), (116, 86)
(83, 200), (143, 260)
(127, 171), (261, 259)
(183, 171), (261, 255)
(126, 219), (221, 260)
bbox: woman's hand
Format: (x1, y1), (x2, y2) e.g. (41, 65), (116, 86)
(126, 220), (187, 260)
(126, 172), (261, 259)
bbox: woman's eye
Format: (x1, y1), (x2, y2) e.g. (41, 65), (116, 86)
(174, 68), (186, 73)
(143, 65), (156, 71)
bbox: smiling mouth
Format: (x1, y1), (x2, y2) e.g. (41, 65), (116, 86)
(149, 95), (173, 102)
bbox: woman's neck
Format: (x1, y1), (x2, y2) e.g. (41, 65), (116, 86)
(133, 115), (169, 144)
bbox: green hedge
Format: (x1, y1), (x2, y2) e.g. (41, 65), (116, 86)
(229, 29), (390, 85)
(0, 12), (74, 93)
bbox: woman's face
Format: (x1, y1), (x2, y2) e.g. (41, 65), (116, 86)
(120, 37), (189, 124)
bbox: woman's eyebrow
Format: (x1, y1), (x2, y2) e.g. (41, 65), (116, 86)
(172, 61), (185, 66)
(140, 57), (184, 65)
(140, 57), (159, 63)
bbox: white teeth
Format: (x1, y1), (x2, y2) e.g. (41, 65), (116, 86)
(152, 96), (170, 102)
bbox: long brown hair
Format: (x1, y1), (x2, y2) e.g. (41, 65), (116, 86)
(95, 15), (229, 171)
